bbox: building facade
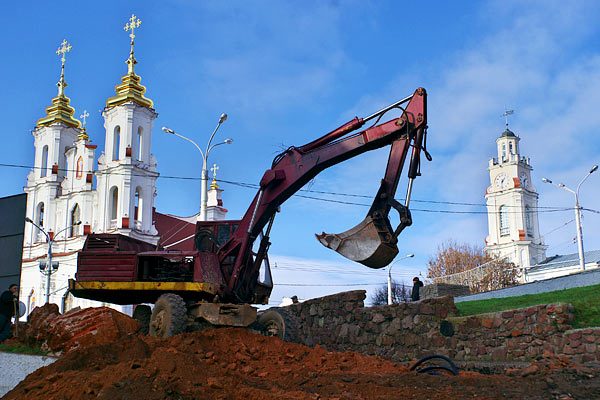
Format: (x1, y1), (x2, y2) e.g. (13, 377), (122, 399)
(484, 127), (547, 276)
(20, 27), (159, 313)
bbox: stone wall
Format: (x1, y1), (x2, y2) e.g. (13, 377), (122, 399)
(279, 290), (600, 364)
(421, 283), (470, 300)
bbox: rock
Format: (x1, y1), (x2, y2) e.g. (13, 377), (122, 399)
(24, 305), (139, 353)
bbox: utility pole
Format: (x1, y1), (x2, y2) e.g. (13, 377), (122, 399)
(542, 164), (598, 272)
(25, 217), (81, 303)
(387, 253), (414, 305)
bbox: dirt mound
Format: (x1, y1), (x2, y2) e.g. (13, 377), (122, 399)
(22, 304), (139, 353)
(6, 326), (598, 400)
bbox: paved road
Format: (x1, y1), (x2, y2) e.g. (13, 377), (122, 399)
(0, 352), (56, 397)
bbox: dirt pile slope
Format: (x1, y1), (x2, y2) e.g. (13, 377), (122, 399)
(21, 304), (139, 353)
(6, 325), (599, 400)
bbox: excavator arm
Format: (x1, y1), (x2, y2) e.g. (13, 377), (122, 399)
(217, 88), (428, 302)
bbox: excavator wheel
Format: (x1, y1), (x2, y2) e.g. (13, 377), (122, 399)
(256, 309), (298, 342)
(257, 310), (286, 339)
(149, 293), (187, 338)
(133, 305), (152, 335)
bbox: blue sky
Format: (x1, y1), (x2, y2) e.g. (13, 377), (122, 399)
(1, 1), (600, 305)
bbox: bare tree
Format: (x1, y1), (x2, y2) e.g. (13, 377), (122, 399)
(427, 240), (519, 293)
(370, 281), (411, 305)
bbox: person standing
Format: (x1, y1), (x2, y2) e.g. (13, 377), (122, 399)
(0, 284), (18, 342)
(411, 277), (423, 301)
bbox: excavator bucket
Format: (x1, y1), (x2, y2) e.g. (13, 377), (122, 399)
(316, 213), (399, 269)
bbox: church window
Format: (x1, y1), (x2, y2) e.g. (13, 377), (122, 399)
(509, 142), (514, 156)
(37, 202), (45, 227)
(134, 187), (143, 229)
(525, 205), (533, 236)
(137, 127), (143, 161)
(70, 204), (81, 237)
(499, 205), (509, 236)
(109, 186), (119, 228)
(41, 145), (49, 177)
(76, 156), (83, 179)
(113, 126), (121, 161)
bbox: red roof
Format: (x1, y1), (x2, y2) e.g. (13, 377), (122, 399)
(153, 210), (196, 251)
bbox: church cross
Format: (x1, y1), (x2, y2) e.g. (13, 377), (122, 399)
(502, 109), (514, 129)
(124, 14), (142, 74)
(211, 163), (219, 180)
(80, 110), (90, 128)
(56, 39), (72, 64)
(124, 14), (142, 42)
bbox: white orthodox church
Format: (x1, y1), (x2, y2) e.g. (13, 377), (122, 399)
(19, 17), (227, 314)
(484, 124), (547, 280)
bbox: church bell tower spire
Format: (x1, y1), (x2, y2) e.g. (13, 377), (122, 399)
(36, 39), (81, 129)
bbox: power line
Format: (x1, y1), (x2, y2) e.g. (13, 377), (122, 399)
(542, 219), (574, 237)
(1, 162), (596, 215)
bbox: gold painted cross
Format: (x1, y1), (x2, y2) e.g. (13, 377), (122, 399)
(80, 110), (90, 128)
(211, 163), (219, 179)
(56, 39), (72, 64)
(124, 14), (142, 41)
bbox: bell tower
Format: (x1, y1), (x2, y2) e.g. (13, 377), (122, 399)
(484, 111), (547, 274)
(24, 39), (82, 245)
(95, 14), (159, 244)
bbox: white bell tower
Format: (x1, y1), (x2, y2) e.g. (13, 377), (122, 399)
(485, 112), (547, 275)
(24, 39), (82, 245)
(95, 15), (159, 244)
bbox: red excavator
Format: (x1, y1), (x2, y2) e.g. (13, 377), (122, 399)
(69, 87), (429, 338)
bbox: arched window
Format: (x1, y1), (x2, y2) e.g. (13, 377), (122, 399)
(70, 204), (80, 237)
(76, 156), (83, 179)
(525, 205), (532, 236)
(509, 142), (514, 155)
(109, 186), (119, 228)
(501, 144), (507, 162)
(134, 187), (143, 230)
(113, 126), (121, 161)
(35, 202), (45, 242)
(36, 202), (45, 227)
(499, 205), (509, 236)
(41, 145), (49, 177)
(137, 126), (143, 161)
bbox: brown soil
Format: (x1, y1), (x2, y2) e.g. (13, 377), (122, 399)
(5, 325), (600, 400)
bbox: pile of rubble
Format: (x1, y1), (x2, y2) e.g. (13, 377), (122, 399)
(4, 305), (599, 399)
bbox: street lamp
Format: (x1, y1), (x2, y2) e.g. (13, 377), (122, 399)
(162, 113), (232, 221)
(542, 164), (598, 272)
(388, 253), (415, 305)
(24, 217), (81, 304)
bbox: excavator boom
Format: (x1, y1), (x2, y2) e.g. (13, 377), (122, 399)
(219, 88), (428, 301)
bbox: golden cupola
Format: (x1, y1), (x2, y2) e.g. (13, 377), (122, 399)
(36, 39), (82, 129)
(106, 14), (154, 109)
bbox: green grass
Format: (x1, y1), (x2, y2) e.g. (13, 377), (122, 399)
(455, 283), (600, 329)
(0, 342), (48, 356)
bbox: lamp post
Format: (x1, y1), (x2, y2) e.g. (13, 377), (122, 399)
(25, 217), (81, 304)
(542, 164), (598, 272)
(388, 253), (415, 305)
(162, 113), (231, 221)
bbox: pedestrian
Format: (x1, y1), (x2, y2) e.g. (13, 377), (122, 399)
(411, 277), (423, 301)
(0, 284), (18, 342)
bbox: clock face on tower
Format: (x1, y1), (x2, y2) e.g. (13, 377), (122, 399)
(494, 173), (509, 189)
(519, 173), (529, 188)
